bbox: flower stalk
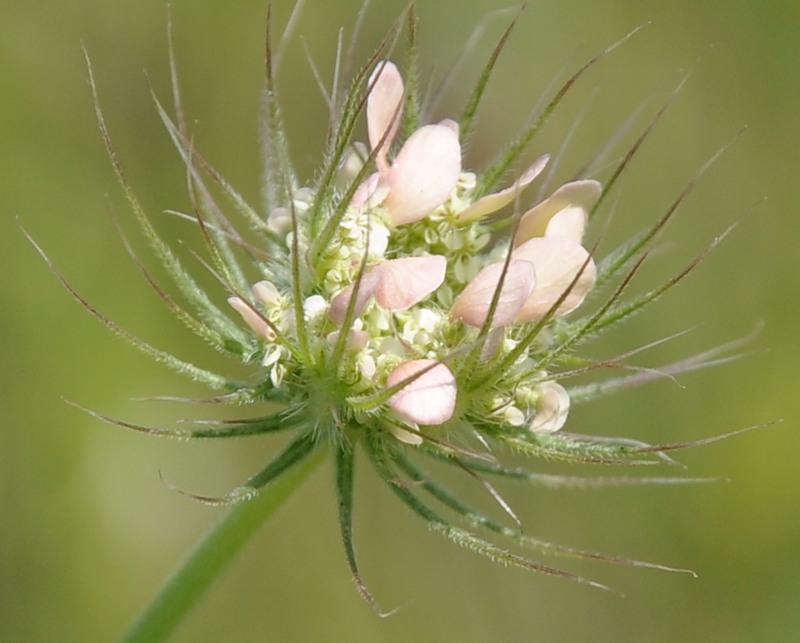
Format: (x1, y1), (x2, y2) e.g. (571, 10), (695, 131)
(121, 442), (325, 643)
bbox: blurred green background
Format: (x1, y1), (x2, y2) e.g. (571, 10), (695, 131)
(2, 0), (799, 641)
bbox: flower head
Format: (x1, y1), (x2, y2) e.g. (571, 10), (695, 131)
(66, 8), (749, 611)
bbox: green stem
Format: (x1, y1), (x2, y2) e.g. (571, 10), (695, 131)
(120, 447), (325, 643)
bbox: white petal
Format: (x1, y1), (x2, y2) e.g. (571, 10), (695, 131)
(450, 259), (535, 328)
(388, 424), (423, 445)
(228, 296), (272, 339)
(373, 255), (446, 311)
(387, 359), (457, 425)
(252, 281), (280, 307)
(327, 269), (382, 324)
(503, 405), (526, 427)
(513, 237), (597, 321)
(515, 179), (601, 246)
(358, 353), (377, 379)
(303, 294), (327, 319)
(456, 155), (549, 222)
(411, 307), (441, 332)
(383, 124), (462, 225)
(367, 61), (404, 172)
(266, 207), (292, 236)
(531, 381), (570, 433)
(367, 221), (390, 257)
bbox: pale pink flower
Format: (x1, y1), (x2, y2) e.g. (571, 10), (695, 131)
(451, 179), (600, 328)
(356, 61), (462, 226)
(386, 359), (457, 427)
(512, 235), (596, 322)
(228, 296), (272, 340)
(455, 155), (550, 222)
(515, 179), (601, 247)
(450, 259), (535, 328)
(228, 280), (281, 340)
(328, 255), (447, 323)
(511, 180), (600, 321)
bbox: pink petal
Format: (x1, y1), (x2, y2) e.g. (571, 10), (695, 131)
(515, 179), (601, 246)
(373, 255), (447, 311)
(544, 205), (587, 241)
(456, 155), (550, 222)
(228, 296), (272, 339)
(513, 236), (597, 321)
(450, 259), (535, 328)
(367, 61), (404, 172)
(327, 269), (382, 324)
(383, 124), (462, 226)
(387, 359), (457, 425)
(531, 381), (570, 433)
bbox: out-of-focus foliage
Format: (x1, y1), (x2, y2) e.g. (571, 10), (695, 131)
(2, 1), (798, 641)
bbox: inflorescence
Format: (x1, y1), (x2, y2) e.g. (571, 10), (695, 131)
(32, 5), (758, 608)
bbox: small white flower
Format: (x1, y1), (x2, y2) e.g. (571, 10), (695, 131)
(358, 353), (376, 379)
(252, 280), (281, 307)
(303, 294), (328, 319)
(266, 206), (292, 236)
(531, 381), (571, 433)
